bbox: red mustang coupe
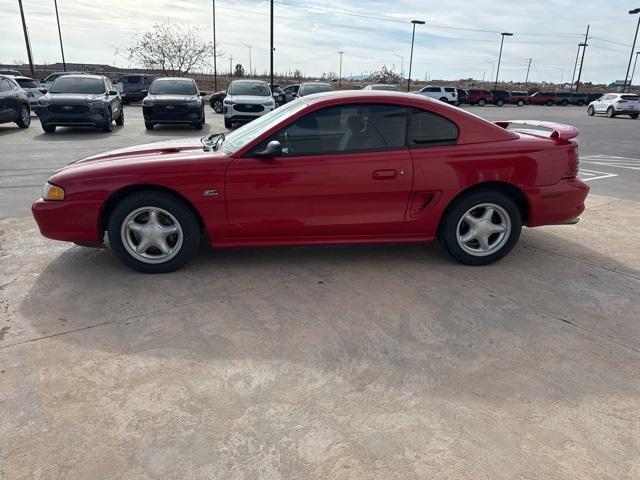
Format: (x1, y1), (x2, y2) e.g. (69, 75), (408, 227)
(32, 91), (589, 273)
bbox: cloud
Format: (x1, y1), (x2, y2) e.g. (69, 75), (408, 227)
(0, 0), (638, 84)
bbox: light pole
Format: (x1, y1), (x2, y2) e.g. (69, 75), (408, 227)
(553, 66), (565, 86)
(623, 9), (640, 92)
(242, 43), (252, 76)
(54, 0), (66, 71)
(494, 32), (513, 90)
(630, 51), (640, 90)
(485, 60), (494, 84)
(337, 51), (344, 87)
(212, 0), (217, 90)
(17, 0), (35, 77)
(393, 53), (404, 80)
(270, 0), (274, 87)
(407, 19), (425, 92)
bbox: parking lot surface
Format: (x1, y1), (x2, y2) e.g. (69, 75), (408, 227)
(1, 103), (639, 479)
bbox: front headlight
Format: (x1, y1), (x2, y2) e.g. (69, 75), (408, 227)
(87, 99), (103, 106)
(224, 99), (234, 105)
(42, 182), (65, 201)
(38, 98), (49, 106)
(263, 99), (275, 106)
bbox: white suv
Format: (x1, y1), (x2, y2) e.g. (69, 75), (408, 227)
(415, 86), (458, 104)
(587, 93), (639, 119)
(224, 80), (275, 128)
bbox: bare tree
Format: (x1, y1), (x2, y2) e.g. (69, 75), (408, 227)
(369, 65), (401, 84)
(124, 23), (216, 76)
(234, 64), (245, 77)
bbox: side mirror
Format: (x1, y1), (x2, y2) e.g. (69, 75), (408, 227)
(108, 90), (118, 96)
(199, 91), (207, 96)
(39, 88), (48, 94)
(141, 89), (148, 95)
(255, 140), (282, 158)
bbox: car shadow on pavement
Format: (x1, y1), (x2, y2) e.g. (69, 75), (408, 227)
(31, 124), (126, 140)
(143, 123), (219, 136)
(16, 230), (640, 367)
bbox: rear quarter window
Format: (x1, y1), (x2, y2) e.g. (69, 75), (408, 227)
(408, 108), (458, 147)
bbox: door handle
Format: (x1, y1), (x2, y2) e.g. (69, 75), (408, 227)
(372, 169), (397, 180)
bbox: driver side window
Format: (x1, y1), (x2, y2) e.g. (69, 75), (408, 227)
(267, 104), (408, 156)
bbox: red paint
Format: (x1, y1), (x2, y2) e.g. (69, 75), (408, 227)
(32, 91), (589, 249)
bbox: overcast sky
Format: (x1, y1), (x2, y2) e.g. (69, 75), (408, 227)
(1, 0), (639, 84)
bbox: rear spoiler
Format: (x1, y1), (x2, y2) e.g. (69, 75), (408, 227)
(494, 120), (579, 141)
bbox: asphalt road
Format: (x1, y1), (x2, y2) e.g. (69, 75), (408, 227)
(1, 103), (638, 220)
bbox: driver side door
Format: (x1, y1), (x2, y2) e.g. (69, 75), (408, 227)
(224, 103), (413, 239)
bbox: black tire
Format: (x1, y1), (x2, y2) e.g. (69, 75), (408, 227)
(115, 107), (124, 126)
(577, 100), (585, 106)
(478, 99), (486, 106)
(122, 98), (130, 105)
(561, 100), (569, 106)
(102, 109), (113, 132)
(201, 107), (205, 123)
(545, 100), (553, 106)
(224, 117), (232, 129)
(16, 104), (31, 128)
(439, 97), (449, 103)
(630, 113), (638, 119)
(606, 107), (615, 118)
(496, 99), (504, 106)
(107, 191), (200, 273)
(42, 123), (56, 134)
(145, 122), (154, 130)
(439, 190), (522, 266)
(194, 120), (203, 130)
(587, 105), (595, 116)
(517, 100), (524, 107)
(212, 99), (223, 113)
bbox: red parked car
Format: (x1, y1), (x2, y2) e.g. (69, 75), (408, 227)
(466, 89), (493, 106)
(529, 92), (557, 106)
(32, 91), (589, 273)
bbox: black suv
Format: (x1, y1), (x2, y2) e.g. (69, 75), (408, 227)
(113, 74), (155, 103)
(0, 74), (31, 129)
(37, 75), (124, 133)
(490, 90), (511, 106)
(142, 77), (206, 130)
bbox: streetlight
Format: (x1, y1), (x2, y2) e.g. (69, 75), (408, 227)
(485, 60), (494, 84)
(494, 32), (513, 90)
(630, 51), (640, 90)
(212, 0), (217, 90)
(623, 8), (640, 92)
(242, 43), (252, 76)
(54, 0), (66, 71)
(407, 19), (425, 92)
(553, 66), (565, 86)
(393, 54), (404, 80)
(338, 51), (345, 87)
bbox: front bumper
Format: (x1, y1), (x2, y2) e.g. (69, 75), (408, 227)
(143, 104), (202, 124)
(524, 178), (590, 227)
(224, 103), (274, 120)
(37, 105), (110, 127)
(32, 198), (103, 244)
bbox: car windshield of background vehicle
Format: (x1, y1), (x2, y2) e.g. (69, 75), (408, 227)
(371, 85), (399, 91)
(228, 82), (271, 96)
(50, 77), (105, 94)
(149, 79), (197, 95)
(16, 78), (39, 89)
(300, 84), (332, 95)
(621, 95), (639, 101)
(222, 100), (307, 154)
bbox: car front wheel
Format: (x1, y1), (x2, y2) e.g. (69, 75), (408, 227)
(587, 106), (595, 116)
(108, 191), (200, 273)
(631, 113), (639, 119)
(212, 99), (223, 113)
(517, 100), (524, 106)
(16, 104), (31, 128)
(42, 123), (56, 134)
(102, 109), (113, 132)
(440, 190), (522, 266)
(478, 99), (486, 106)
(115, 107), (124, 126)
(606, 107), (616, 118)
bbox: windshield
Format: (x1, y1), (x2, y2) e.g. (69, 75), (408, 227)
(149, 79), (197, 95)
(370, 85), (399, 91)
(223, 99), (306, 153)
(50, 77), (105, 94)
(621, 95), (639, 101)
(300, 84), (332, 96)
(228, 82), (271, 96)
(16, 78), (39, 88)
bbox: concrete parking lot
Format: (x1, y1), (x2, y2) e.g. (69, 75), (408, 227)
(1, 104), (639, 479)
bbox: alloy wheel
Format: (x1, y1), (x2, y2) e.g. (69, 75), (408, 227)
(120, 207), (184, 264)
(456, 203), (511, 256)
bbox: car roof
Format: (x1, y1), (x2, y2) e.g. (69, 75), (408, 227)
(301, 82), (331, 87)
(154, 77), (194, 81)
(57, 74), (104, 80)
(232, 79), (267, 84)
(12, 76), (37, 81)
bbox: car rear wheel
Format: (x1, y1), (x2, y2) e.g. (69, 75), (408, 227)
(495, 99), (504, 106)
(606, 107), (616, 118)
(631, 113), (639, 119)
(561, 100), (569, 106)
(478, 99), (486, 106)
(108, 191), (200, 273)
(16, 104), (31, 128)
(145, 122), (154, 130)
(577, 100), (585, 106)
(42, 123), (56, 134)
(212, 99), (223, 113)
(439, 97), (449, 103)
(440, 190), (522, 266)
(545, 100), (553, 106)
(517, 100), (524, 107)
(115, 108), (124, 126)
(102, 109), (113, 132)
(587, 105), (595, 116)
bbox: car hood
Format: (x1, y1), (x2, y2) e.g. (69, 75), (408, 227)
(227, 94), (271, 104)
(72, 138), (211, 165)
(147, 94), (200, 103)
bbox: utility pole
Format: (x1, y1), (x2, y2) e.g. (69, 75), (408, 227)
(17, 0), (35, 77)
(338, 51), (344, 87)
(569, 43), (580, 93)
(575, 25), (589, 93)
(630, 51), (640, 90)
(525, 58), (532, 84)
(212, 0), (217, 91)
(494, 32), (513, 90)
(623, 9), (640, 92)
(54, 0), (66, 71)
(270, 0), (274, 87)
(242, 43), (252, 76)
(229, 55), (233, 77)
(407, 19), (425, 92)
